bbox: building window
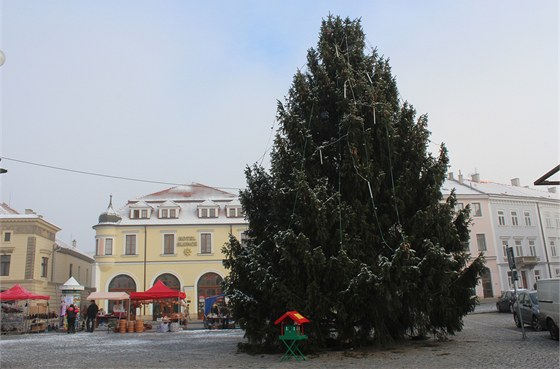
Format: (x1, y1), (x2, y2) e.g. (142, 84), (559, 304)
(502, 240), (509, 258)
(454, 202), (464, 212)
(524, 211), (532, 226)
(3, 232), (11, 242)
(545, 213), (553, 227)
(476, 234), (487, 251)
(556, 268), (560, 277)
(514, 240), (523, 257)
(95, 239), (100, 255)
(472, 203), (482, 217)
(105, 239), (113, 255)
(141, 209), (148, 218)
(534, 270), (541, 281)
(125, 235), (137, 255)
(498, 211), (506, 226)
(528, 240), (536, 257)
(511, 211), (519, 226)
(200, 233), (212, 254)
(41, 257), (48, 278)
(551, 240), (557, 257)
(69, 264), (73, 278)
(199, 207), (218, 218)
(161, 209), (168, 218)
(170, 209), (176, 218)
(1, 255), (11, 276)
(209, 208), (216, 217)
(163, 234), (175, 255)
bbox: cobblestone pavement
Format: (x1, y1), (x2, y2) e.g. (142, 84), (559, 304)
(1, 311), (558, 369)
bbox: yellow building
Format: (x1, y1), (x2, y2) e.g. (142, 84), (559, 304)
(92, 184), (248, 320)
(0, 203), (95, 316)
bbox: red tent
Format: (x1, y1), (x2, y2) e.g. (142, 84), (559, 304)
(0, 284), (51, 301)
(130, 281), (186, 300)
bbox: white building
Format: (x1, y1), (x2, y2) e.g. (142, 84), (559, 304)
(442, 173), (559, 298)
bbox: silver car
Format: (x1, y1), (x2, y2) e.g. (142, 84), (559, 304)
(512, 290), (544, 331)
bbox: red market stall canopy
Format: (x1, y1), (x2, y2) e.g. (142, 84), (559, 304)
(0, 284), (51, 301)
(130, 281), (186, 300)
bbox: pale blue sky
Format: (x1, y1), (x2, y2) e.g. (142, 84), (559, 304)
(1, 1), (558, 252)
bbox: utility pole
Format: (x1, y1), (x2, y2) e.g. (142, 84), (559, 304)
(507, 246), (527, 340)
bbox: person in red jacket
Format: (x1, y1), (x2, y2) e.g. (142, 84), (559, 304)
(65, 304), (79, 334)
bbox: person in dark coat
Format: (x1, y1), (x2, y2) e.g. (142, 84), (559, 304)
(86, 300), (99, 333)
(65, 304), (78, 334)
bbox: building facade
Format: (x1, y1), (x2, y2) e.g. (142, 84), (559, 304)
(92, 184), (248, 320)
(0, 203), (95, 310)
(443, 174), (559, 298)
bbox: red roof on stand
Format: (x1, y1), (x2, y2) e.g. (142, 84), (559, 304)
(130, 280), (186, 300)
(0, 284), (51, 301)
(274, 311), (310, 325)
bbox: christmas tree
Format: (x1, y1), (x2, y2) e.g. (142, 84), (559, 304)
(223, 15), (485, 349)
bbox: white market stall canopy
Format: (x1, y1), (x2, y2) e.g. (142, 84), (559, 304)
(86, 292), (130, 301)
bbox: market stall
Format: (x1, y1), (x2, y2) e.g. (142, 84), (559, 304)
(130, 281), (187, 331)
(85, 291), (130, 332)
(0, 284), (52, 334)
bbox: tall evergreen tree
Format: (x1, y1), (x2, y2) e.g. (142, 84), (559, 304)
(223, 15), (485, 349)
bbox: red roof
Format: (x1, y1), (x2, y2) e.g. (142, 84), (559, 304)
(0, 284), (50, 301)
(274, 311), (310, 325)
(130, 280), (186, 300)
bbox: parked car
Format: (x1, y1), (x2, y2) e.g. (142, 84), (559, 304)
(496, 289), (528, 313)
(537, 278), (560, 340)
(512, 290), (544, 331)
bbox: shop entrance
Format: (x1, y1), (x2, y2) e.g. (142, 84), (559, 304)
(152, 273), (181, 320)
(197, 272), (223, 319)
(108, 275), (136, 314)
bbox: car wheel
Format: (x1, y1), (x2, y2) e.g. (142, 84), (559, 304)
(514, 313), (521, 328)
(532, 315), (543, 331)
(548, 319), (559, 341)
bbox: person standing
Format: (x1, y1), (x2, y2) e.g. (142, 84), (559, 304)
(86, 300), (99, 333)
(65, 304), (78, 334)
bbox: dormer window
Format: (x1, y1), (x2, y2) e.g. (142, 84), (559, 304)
(225, 199), (244, 218)
(129, 201), (152, 219)
(158, 201), (180, 219)
(198, 200), (219, 218)
(226, 206), (243, 218)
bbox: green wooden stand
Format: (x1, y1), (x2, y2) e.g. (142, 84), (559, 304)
(279, 325), (308, 361)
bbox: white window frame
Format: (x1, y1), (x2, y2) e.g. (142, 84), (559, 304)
(476, 234), (487, 251)
(162, 233), (176, 255)
(124, 234), (138, 255)
(511, 211), (519, 226)
(472, 203), (482, 217)
(199, 232), (213, 254)
(498, 210), (506, 226)
(2, 231), (11, 243)
(105, 238), (113, 255)
(502, 240), (509, 258)
(514, 239), (523, 257)
(528, 239), (536, 257)
(524, 211), (532, 226)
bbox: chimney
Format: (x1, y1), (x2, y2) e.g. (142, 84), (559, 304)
(549, 187), (557, 193)
(72, 240), (77, 248)
(25, 209), (35, 214)
(511, 178), (520, 187)
(458, 171), (464, 184)
(448, 172), (454, 180)
(471, 173), (480, 183)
